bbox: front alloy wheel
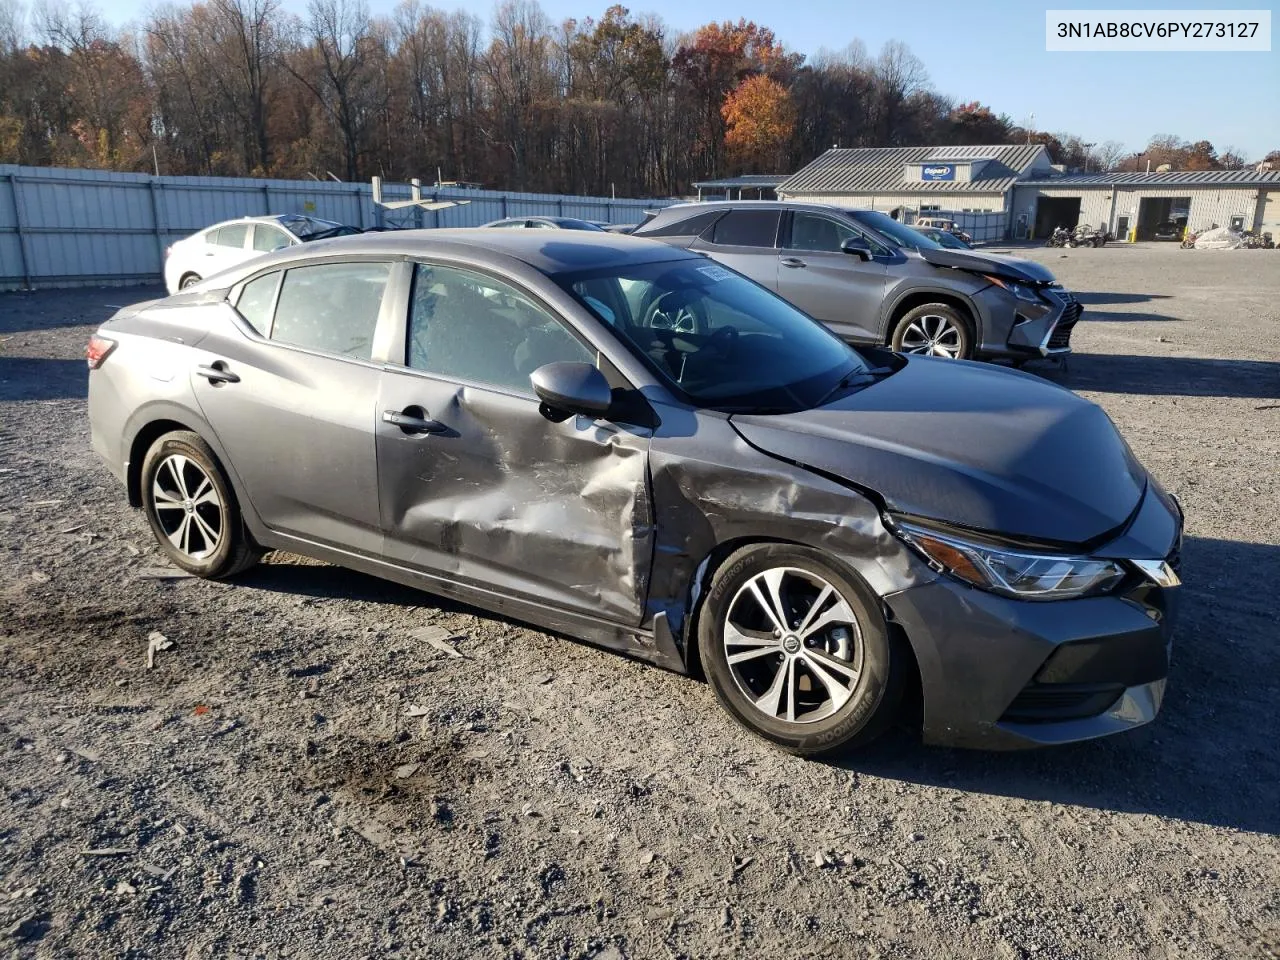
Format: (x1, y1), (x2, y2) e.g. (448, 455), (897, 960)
(698, 544), (904, 755)
(891, 304), (974, 360)
(723, 567), (865, 724)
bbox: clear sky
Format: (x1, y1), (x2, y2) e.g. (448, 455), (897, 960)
(87, 0), (1280, 160)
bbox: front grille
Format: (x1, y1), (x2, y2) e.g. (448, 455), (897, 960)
(1046, 294), (1082, 350)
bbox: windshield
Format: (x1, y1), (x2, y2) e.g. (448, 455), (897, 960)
(846, 210), (945, 250)
(924, 229), (969, 250)
(556, 259), (868, 412)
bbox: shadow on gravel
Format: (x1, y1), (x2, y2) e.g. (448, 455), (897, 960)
(1075, 291), (1172, 305)
(1078, 310), (1181, 323)
(1044, 354), (1280, 399)
(0, 285), (165, 334)
(236, 561), (444, 608)
(1072, 292), (1174, 306)
(234, 559), (538, 636)
(0, 356), (87, 400)
(839, 536), (1280, 837)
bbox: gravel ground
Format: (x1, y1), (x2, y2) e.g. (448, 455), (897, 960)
(2, 243), (1278, 959)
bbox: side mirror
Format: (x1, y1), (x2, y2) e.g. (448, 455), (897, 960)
(530, 361), (612, 418)
(840, 236), (873, 261)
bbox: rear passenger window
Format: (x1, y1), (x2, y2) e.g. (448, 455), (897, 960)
(710, 210), (780, 247)
(234, 272), (280, 335)
(270, 262), (390, 360)
(213, 224), (248, 248)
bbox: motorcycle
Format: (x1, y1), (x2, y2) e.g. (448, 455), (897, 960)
(1045, 226), (1071, 248)
(1180, 230), (1198, 249)
(1062, 224), (1104, 248)
(1073, 224), (1107, 248)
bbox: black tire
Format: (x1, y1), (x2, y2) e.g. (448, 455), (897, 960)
(889, 302), (975, 360)
(697, 543), (905, 756)
(140, 430), (261, 579)
(179, 273), (202, 289)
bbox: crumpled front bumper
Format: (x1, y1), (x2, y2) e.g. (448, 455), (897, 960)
(1001, 286), (1082, 357)
(885, 578), (1178, 750)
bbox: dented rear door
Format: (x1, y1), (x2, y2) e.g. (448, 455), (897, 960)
(374, 370), (654, 626)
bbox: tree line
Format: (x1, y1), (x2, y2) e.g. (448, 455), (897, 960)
(0, 0), (1269, 196)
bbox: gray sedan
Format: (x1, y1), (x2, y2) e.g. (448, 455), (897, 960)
(87, 230), (1181, 754)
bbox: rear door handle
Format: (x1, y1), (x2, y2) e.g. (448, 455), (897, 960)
(383, 408), (446, 435)
(196, 362), (239, 384)
(781, 257), (807, 268)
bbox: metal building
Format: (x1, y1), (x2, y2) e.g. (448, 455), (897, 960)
(777, 144), (1053, 217)
(691, 175), (786, 201)
(777, 145), (1280, 242)
(1011, 170), (1280, 241)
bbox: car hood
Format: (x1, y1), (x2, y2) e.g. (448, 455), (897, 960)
(916, 246), (1057, 283)
(730, 358), (1146, 545)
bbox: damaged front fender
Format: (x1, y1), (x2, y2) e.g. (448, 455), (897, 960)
(644, 409), (936, 667)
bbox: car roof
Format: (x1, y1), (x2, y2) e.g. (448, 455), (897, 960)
(214, 227), (702, 276)
(201, 214), (340, 229)
(656, 199), (856, 214)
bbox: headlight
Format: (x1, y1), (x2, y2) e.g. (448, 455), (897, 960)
(983, 274), (1044, 304)
(892, 519), (1126, 601)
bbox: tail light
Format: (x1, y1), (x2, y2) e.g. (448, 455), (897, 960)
(86, 334), (117, 369)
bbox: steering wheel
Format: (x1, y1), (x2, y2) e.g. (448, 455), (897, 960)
(704, 324), (738, 357)
(641, 290), (705, 334)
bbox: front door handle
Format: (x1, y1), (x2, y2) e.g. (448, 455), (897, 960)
(781, 257), (807, 268)
(383, 407), (446, 435)
(196, 362), (240, 384)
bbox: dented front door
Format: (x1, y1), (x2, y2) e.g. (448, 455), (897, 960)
(374, 370), (654, 625)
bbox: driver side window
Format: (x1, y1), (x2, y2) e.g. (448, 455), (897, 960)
(406, 264), (595, 394)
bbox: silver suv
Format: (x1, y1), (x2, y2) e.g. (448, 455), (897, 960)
(633, 201), (1080, 362)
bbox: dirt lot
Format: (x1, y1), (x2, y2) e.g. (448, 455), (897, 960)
(2, 243), (1278, 960)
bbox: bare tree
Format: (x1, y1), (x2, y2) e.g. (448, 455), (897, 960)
(293, 0), (387, 180)
(0, 0), (24, 52)
(871, 40), (927, 145)
(207, 0), (282, 172)
(1093, 139), (1126, 171)
(1217, 144), (1247, 170)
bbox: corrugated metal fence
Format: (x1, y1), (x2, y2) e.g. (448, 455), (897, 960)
(905, 209), (1008, 244)
(0, 165), (676, 290)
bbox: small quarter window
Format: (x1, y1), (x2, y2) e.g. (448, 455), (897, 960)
(642, 210), (725, 239)
(234, 272), (280, 335)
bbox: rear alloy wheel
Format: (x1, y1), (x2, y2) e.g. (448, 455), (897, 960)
(891, 304), (974, 360)
(698, 544), (904, 755)
(179, 273), (202, 290)
(141, 430), (261, 578)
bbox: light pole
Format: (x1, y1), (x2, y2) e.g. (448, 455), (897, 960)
(1083, 142), (1095, 173)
